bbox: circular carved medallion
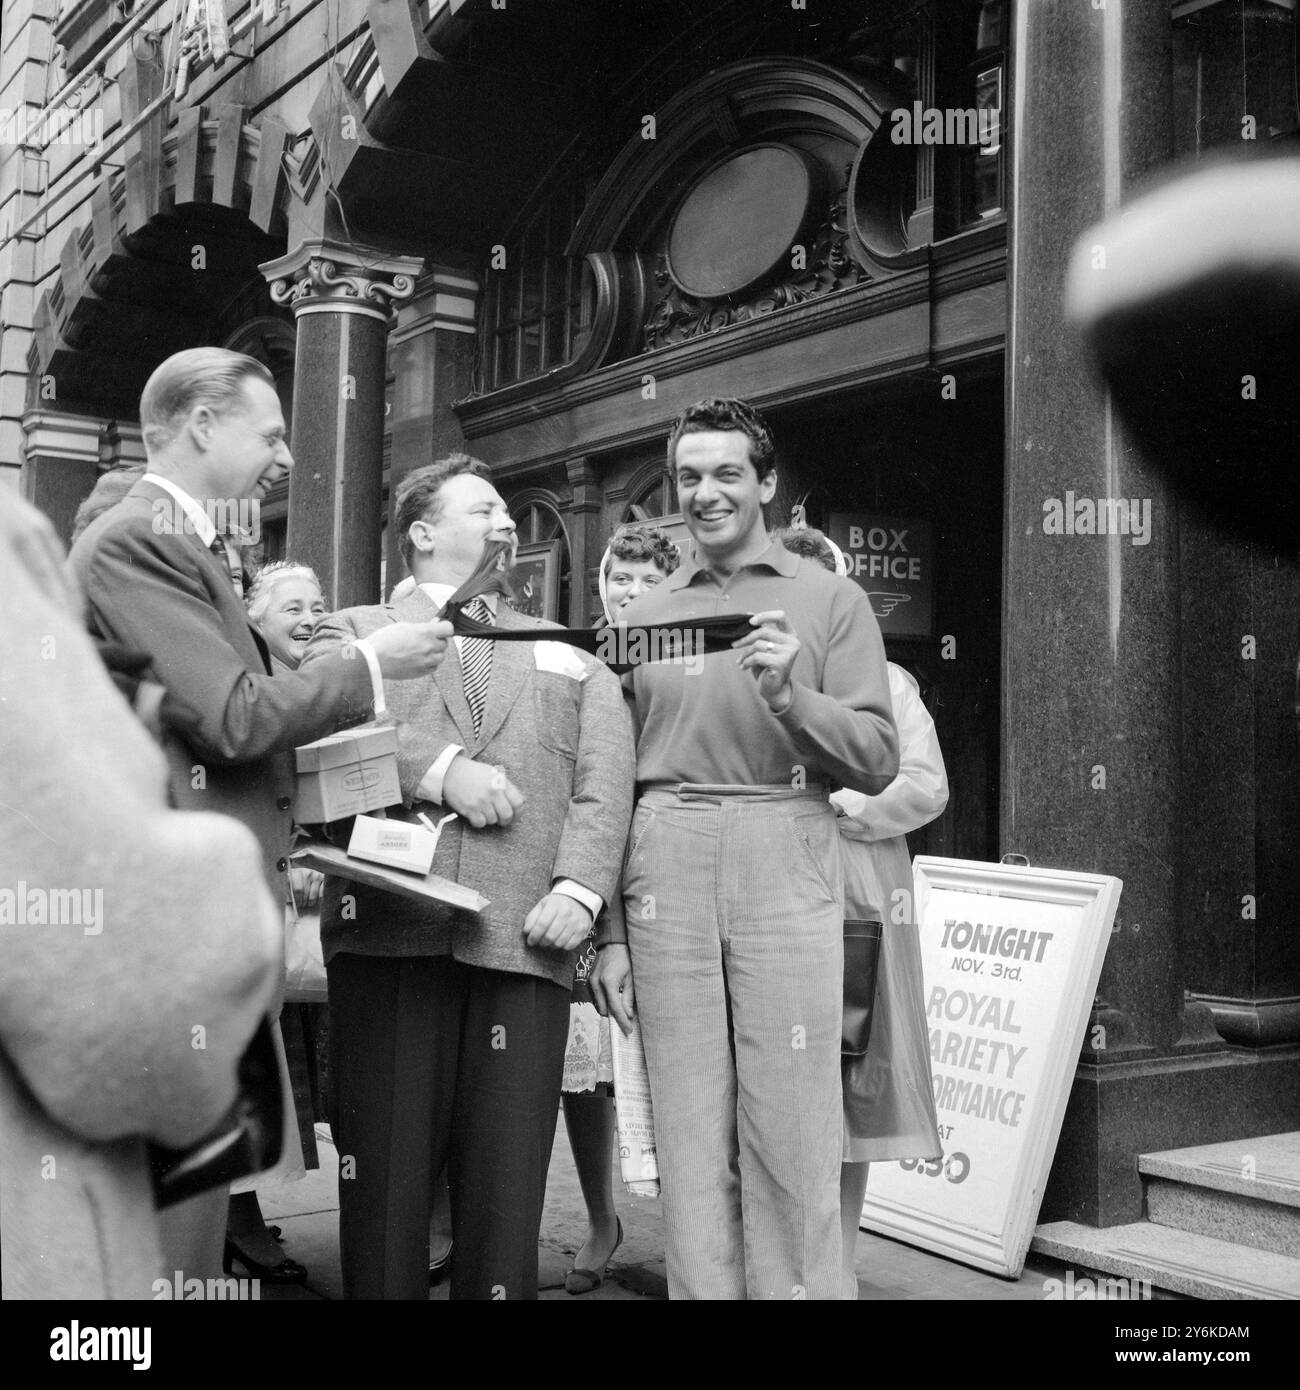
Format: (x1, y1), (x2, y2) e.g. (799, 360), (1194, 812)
(666, 144), (821, 299)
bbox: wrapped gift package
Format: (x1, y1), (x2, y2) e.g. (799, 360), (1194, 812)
(346, 814), (439, 875)
(294, 725), (401, 822)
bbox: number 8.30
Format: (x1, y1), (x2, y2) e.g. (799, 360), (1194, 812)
(897, 1152), (971, 1183)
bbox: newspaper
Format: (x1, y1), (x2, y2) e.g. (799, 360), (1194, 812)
(610, 1016), (660, 1197)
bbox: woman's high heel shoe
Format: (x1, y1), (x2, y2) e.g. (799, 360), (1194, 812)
(564, 1218), (623, 1295)
(223, 1236), (309, 1284)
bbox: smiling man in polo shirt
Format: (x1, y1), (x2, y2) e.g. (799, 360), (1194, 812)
(591, 397), (898, 1300)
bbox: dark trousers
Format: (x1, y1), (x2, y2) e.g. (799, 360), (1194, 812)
(327, 952), (570, 1300)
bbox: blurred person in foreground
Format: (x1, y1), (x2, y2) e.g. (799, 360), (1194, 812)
(67, 346), (453, 1281)
(0, 495), (280, 1298)
(775, 525), (946, 1298)
(1065, 153), (1300, 554)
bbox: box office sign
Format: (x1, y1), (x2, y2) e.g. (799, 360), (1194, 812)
(861, 857), (1121, 1278)
(827, 513), (932, 638)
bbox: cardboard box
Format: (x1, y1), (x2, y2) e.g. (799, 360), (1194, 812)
(347, 814), (439, 875)
(294, 725), (401, 822)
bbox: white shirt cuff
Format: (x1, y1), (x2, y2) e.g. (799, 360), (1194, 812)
(352, 638), (386, 717)
(552, 879), (601, 919)
(416, 744), (465, 804)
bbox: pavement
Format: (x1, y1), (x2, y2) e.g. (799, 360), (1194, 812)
(252, 1119), (1066, 1301)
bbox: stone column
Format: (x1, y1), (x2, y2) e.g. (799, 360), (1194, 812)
(563, 457), (606, 628)
(1003, 0), (1230, 1226)
(1182, 516), (1300, 1049)
(20, 409), (104, 545)
(385, 267), (478, 592)
(260, 241), (421, 609)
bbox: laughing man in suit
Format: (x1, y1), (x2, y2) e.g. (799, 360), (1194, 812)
(68, 347), (454, 1280)
(303, 455), (635, 1300)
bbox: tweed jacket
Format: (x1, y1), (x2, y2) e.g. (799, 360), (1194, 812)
(304, 589), (636, 990)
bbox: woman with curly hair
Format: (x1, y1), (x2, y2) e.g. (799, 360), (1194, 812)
(558, 521), (680, 1293)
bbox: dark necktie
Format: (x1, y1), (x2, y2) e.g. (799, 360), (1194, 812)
(438, 539), (754, 673)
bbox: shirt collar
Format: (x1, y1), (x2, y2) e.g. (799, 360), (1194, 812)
(142, 473), (217, 548)
(417, 581), (498, 614)
(667, 535), (799, 589)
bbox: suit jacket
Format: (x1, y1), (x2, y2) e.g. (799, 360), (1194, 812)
(304, 589), (636, 990)
(2, 497), (280, 1298)
(67, 478), (376, 895)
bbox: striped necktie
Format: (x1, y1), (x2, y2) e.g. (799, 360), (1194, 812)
(461, 597), (494, 735)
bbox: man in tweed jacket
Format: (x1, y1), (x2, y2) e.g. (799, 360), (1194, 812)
(303, 456), (634, 1300)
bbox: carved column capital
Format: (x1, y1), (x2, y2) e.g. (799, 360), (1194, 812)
(259, 240), (424, 323)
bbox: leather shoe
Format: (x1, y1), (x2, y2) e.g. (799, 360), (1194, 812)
(428, 1242), (453, 1287)
(564, 1218), (623, 1295)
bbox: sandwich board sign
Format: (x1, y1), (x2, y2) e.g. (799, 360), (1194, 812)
(861, 856), (1121, 1278)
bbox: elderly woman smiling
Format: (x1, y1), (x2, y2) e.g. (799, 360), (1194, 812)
(246, 561), (327, 672)
(225, 557), (329, 1283)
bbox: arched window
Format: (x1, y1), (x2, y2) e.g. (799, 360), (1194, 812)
(623, 472), (676, 526)
(480, 182), (596, 392)
(508, 496), (571, 621)
(620, 469), (692, 554)
(513, 499), (568, 548)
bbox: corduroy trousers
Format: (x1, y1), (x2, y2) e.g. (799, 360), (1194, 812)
(624, 785), (846, 1300)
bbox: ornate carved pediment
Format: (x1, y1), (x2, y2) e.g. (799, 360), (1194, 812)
(644, 167), (867, 351)
(571, 58), (911, 366)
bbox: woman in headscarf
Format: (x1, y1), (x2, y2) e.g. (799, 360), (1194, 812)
(558, 522), (680, 1293)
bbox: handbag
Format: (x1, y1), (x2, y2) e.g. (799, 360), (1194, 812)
(842, 919), (883, 1056)
(283, 860), (327, 1003)
(284, 907), (327, 1003)
(146, 1016), (284, 1208)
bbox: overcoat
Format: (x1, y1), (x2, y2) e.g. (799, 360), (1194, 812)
(835, 664), (947, 1163)
(1, 499), (279, 1298)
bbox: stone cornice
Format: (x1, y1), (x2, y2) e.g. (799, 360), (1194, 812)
(459, 223), (1006, 448)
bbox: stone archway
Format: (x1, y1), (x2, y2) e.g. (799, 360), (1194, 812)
(28, 104), (295, 421)
(22, 104), (296, 539)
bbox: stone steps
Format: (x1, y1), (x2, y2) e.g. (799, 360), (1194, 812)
(1032, 1218), (1300, 1300)
(1030, 1132), (1300, 1299)
(1140, 1133), (1300, 1259)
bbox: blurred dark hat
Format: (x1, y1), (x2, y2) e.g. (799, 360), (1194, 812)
(1066, 157), (1300, 553)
